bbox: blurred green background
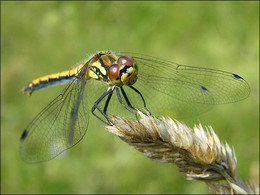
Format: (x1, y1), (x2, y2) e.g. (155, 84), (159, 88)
(1, 1), (259, 194)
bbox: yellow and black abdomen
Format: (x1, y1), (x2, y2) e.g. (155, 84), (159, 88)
(22, 64), (84, 96)
(21, 52), (119, 96)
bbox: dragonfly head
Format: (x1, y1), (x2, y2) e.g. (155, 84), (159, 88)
(108, 56), (138, 87)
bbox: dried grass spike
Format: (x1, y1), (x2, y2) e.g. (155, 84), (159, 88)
(105, 111), (259, 194)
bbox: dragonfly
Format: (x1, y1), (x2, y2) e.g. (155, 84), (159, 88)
(20, 51), (250, 163)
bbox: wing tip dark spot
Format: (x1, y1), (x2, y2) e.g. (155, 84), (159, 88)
(232, 74), (244, 81)
(199, 86), (209, 93)
(21, 129), (29, 141)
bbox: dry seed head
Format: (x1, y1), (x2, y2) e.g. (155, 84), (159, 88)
(105, 111), (259, 194)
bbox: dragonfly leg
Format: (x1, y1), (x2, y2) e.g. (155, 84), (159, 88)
(91, 87), (114, 125)
(120, 87), (136, 110)
(130, 86), (151, 115)
(116, 88), (137, 118)
(103, 91), (113, 115)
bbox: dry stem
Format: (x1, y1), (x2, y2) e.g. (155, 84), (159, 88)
(105, 111), (259, 194)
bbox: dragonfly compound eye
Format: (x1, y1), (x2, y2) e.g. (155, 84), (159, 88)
(118, 56), (134, 66)
(108, 63), (124, 87)
(108, 63), (120, 81)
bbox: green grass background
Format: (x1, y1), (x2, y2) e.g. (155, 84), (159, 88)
(1, 1), (259, 194)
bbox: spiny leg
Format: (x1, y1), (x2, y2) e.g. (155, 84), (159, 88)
(130, 86), (151, 115)
(115, 88), (137, 118)
(103, 91), (113, 115)
(120, 87), (136, 110)
(91, 87), (114, 125)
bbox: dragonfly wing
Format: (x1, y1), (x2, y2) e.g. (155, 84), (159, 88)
(20, 78), (89, 163)
(117, 52), (250, 118)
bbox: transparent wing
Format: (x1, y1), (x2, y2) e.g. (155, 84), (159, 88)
(20, 77), (89, 163)
(116, 52), (250, 118)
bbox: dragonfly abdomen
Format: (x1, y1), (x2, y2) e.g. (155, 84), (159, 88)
(22, 64), (84, 96)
